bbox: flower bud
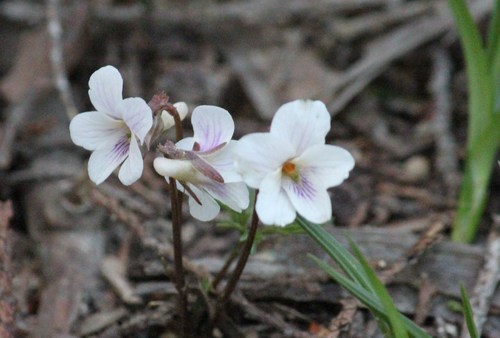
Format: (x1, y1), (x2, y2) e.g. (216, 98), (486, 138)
(161, 101), (189, 131)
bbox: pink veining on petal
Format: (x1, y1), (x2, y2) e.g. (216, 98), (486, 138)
(198, 121), (223, 152)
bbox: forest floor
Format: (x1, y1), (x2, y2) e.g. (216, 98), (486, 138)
(0, 0), (499, 337)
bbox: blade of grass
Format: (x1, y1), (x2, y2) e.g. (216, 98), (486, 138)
(310, 255), (432, 338)
(296, 216), (373, 292)
(487, 0), (500, 78)
(448, 0), (498, 242)
(453, 125), (500, 242)
(460, 284), (479, 338)
(447, 0), (492, 138)
(350, 239), (409, 338)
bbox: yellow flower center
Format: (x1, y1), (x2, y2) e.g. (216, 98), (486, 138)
(282, 161), (299, 182)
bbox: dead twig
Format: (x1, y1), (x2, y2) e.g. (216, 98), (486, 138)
(46, 0), (78, 120)
(327, 0), (492, 115)
(93, 0), (391, 27)
(328, 298), (359, 338)
(460, 220), (500, 338)
(414, 275), (438, 326)
(230, 291), (311, 338)
(101, 256), (142, 305)
(380, 220), (447, 284)
(330, 1), (434, 40)
(429, 47), (459, 198)
(89, 186), (144, 236)
(0, 200), (15, 338)
(0, 88), (47, 169)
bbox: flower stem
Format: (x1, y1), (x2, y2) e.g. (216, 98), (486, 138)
(212, 245), (241, 290)
(217, 195), (259, 308)
(168, 177), (188, 336)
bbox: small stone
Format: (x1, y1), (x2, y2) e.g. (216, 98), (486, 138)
(402, 156), (430, 182)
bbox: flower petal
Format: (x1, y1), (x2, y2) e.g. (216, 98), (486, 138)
(185, 184), (220, 221)
(153, 157), (197, 182)
(69, 111), (126, 151)
(282, 174), (332, 224)
(122, 97), (153, 144)
(234, 133), (294, 189)
(203, 141), (242, 183)
(271, 100), (331, 155)
(202, 181), (249, 212)
(294, 144), (355, 188)
(87, 136), (130, 184)
(88, 66), (124, 119)
(256, 170), (296, 226)
(191, 105), (234, 152)
(118, 136), (143, 185)
(176, 137), (195, 151)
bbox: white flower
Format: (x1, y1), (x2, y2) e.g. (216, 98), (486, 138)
(69, 66), (153, 185)
(235, 100), (355, 226)
(154, 105), (249, 221)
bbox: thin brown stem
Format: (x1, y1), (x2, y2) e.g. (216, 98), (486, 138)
(166, 104), (183, 142)
(212, 245), (241, 290)
(218, 195), (259, 308)
(168, 177), (187, 336)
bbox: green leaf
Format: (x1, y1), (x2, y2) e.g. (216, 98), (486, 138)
(310, 255), (431, 338)
(460, 284), (479, 338)
(452, 125), (500, 242)
(296, 216), (373, 291)
(350, 240), (409, 338)
(448, 0), (499, 242)
(487, 0), (500, 78)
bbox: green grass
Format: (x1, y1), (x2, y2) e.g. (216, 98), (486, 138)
(448, 0), (500, 242)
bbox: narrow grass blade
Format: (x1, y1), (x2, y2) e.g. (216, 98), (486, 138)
(296, 216), (373, 292)
(350, 240), (409, 338)
(452, 126), (500, 242)
(448, 0), (498, 242)
(487, 0), (500, 78)
(310, 255), (432, 338)
(447, 0), (492, 139)
(460, 284), (479, 338)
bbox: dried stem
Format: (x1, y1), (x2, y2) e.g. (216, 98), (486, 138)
(217, 194), (259, 309)
(0, 200), (15, 338)
(46, 0), (78, 120)
(212, 245), (241, 290)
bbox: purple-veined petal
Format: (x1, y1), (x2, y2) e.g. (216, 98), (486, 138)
(203, 141), (241, 183)
(69, 111), (126, 151)
(294, 144), (355, 189)
(234, 133), (294, 189)
(118, 135), (143, 185)
(202, 181), (249, 212)
(88, 66), (124, 119)
(282, 173), (332, 224)
(122, 97), (153, 144)
(186, 184), (220, 221)
(256, 169), (296, 226)
(270, 100), (331, 155)
(87, 135), (130, 184)
(191, 105), (234, 152)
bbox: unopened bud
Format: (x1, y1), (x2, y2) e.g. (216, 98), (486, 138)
(173, 102), (188, 120)
(153, 157), (196, 182)
(161, 101), (189, 131)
